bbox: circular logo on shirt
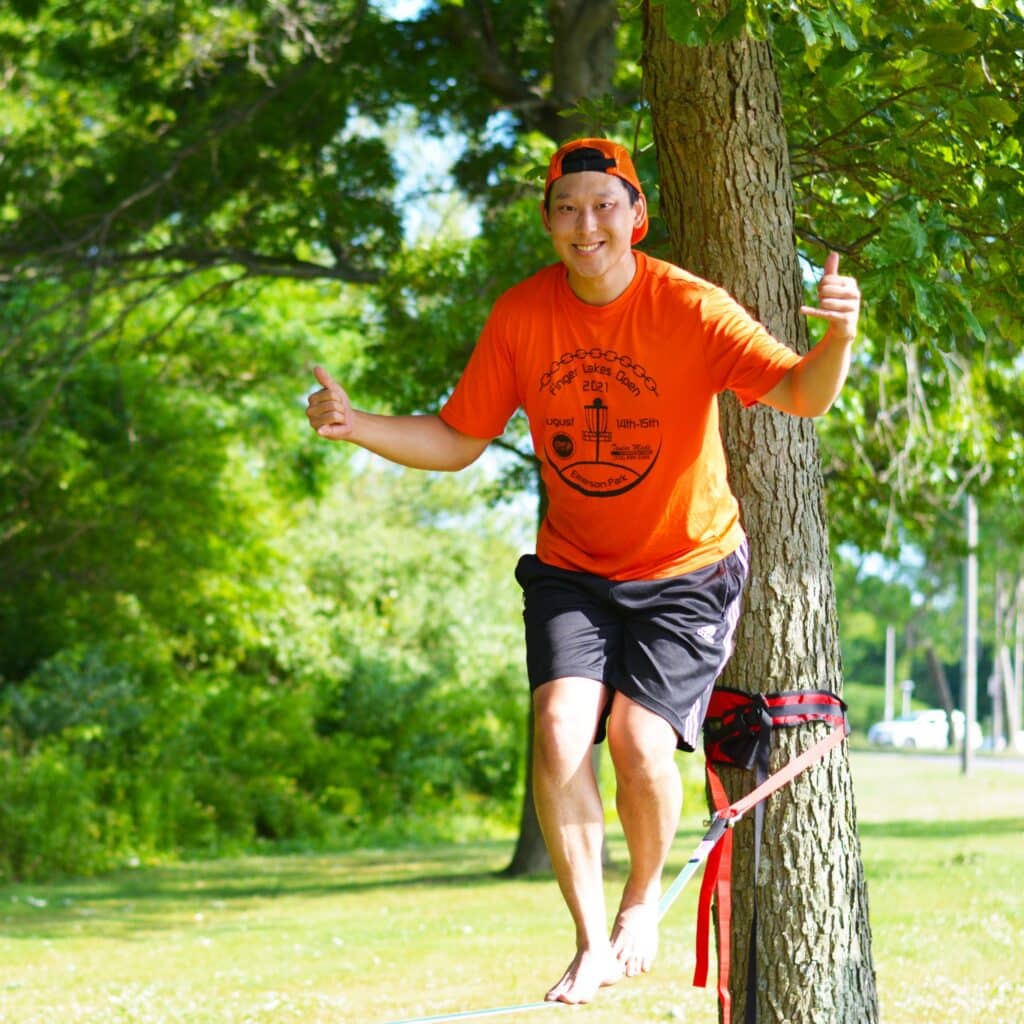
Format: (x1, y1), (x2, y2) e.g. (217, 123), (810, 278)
(551, 433), (575, 459)
(539, 349), (662, 498)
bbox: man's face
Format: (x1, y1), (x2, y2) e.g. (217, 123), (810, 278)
(541, 171), (646, 303)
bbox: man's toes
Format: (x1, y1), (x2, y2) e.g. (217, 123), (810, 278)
(611, 906), (659, 977)
(546, 949), (622, 1004)
(623, 951), (644, 977)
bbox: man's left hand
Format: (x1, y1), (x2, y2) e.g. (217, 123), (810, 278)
(800, 251), (860, 344)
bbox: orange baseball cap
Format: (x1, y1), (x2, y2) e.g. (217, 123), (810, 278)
(544, 138), (648, 244)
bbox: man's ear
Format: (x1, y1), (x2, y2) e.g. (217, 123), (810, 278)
(539, 199), (552, 233)
(633, 194), (647, 231)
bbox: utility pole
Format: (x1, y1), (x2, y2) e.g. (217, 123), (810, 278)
(961, 494), (978, 777)
(900, 678), (915, 717)
(884, 624), (896, 721)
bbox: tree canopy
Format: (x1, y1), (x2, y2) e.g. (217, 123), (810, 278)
(2, 0), (1022, 879)
(4, 0), (1020, 542)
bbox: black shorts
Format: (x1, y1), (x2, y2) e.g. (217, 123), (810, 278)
(514, 541), (749, 751)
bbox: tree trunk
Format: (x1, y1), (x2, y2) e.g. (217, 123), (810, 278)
(549, 0), (620, 139)
(504, 707), (610, 876)
(504, 469), (611, 876)
(924, 645), (957, 747)
(643, 5), (878, 1022)
(995, 570), (1024, 749)
(1015, 578), (1024, 751)
(503, 705), (552, 875)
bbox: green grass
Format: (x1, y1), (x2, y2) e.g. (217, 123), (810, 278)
(1, 752), (1022, 1023)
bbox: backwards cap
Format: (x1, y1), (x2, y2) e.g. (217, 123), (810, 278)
(544, 138), (648, 244)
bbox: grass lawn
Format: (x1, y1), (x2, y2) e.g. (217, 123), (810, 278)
(1, 751), (1022, 1023)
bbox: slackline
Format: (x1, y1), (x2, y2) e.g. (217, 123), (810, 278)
(377, 721), (845, 1024)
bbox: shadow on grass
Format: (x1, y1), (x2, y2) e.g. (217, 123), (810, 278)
(22, 816), (973, 943)
(1, 840), (562, 940)
(4, 830), (723, 946)
(858, 816), (1024, 840)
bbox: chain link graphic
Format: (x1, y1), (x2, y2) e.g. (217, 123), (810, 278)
(539, 347), (660, 396)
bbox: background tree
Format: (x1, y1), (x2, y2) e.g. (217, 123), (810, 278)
(0, 0), (539, 878)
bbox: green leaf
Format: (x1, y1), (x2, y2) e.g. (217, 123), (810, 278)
(960, 300), (986, 342)
(975, 95), (1019, 125)
(795, 10), (819, 48)
(952, 97), (994, 135)
(880, 207), (929, 262)
(828, 8), (860, 51)
(917, 24), (981, 54)
(711, 0), (748, 44)
(658, 0), (712, 47)
(908, 273), (940, 323)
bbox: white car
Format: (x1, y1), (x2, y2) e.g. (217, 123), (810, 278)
(867, 709), (983, 750)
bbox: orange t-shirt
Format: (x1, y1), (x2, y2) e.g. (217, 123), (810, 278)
(439, 253), (800, 580)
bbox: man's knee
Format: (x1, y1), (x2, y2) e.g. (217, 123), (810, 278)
(606, 699), (678, 778)
(533, 678), (608, 770)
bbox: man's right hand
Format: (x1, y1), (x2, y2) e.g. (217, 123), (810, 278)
(306, 365), (355, 441)
(304, 365), (492, 471)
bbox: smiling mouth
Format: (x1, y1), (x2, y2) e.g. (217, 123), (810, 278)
(573, 242), (604, 254)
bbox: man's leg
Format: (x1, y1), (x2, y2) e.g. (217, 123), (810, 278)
(532, 677), (623, 1004)
(606, 696), (682, 977)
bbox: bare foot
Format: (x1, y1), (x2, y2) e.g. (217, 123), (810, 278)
(611, 902), (659, 977)
(545, 946), (625, 1004)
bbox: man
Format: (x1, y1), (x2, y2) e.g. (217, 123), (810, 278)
(306, 138), (860, 1005)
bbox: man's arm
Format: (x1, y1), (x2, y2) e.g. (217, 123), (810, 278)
(306, 365), (492, 471)
(759, 252), (861, 418)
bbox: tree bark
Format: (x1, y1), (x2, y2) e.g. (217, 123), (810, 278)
(994, 570), (1024, 749)
(924, 645), (957, 747)
(549, 0), (620, 133)
(503, 705), (552, 875)
(643, 5), (878, 1021)
(1015, 578), (1024, 751)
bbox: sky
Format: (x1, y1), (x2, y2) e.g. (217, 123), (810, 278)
(381, 0), (430, 17)
(362, 1), (482, 242)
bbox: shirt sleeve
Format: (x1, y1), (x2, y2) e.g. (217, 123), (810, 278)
(439, 302), (521, 439)
(699, 287), (801, 407)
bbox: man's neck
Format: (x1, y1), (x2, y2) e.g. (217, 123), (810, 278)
(567, 251), (638, 306)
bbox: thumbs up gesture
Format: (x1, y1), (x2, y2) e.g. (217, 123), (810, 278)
(306, 365), (355, 440)
(800, 251), (861, 344)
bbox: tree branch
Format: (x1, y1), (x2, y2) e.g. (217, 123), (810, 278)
(1, 242), (383, 289)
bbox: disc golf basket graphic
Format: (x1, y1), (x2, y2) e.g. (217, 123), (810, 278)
(583, 397), (611, 461)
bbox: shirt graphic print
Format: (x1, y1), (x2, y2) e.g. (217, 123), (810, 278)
(539, 345), (662, 499)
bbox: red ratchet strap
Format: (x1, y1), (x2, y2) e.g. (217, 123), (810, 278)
(693, 687), (849, 1024)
